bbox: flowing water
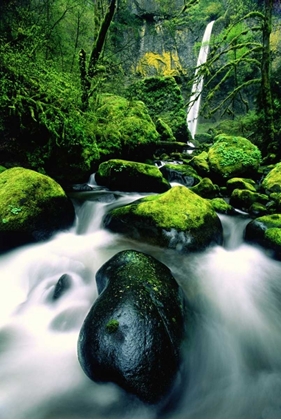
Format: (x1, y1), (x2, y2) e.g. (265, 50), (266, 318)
(1, 185), (281, 419)
(187, 20), (215, 140)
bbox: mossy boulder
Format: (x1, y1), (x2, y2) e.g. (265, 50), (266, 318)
(95, 94), (160, 161)
(160, 163), (201, 187)
(208, 135), (262, 180)
(261, 162), (281, 193)
(190, 177), (220, 199)
(229, 188), (268, 213)
(95, 159), (171, 192)
(103, 186), (223, 252)
(245, 214), (281, 260)
(77, 249), (186, 404)
(156, 118), (176, 142)
(190, 151), (210, 177)
(209, 198), (236, 215)
(226, 177), (256, 194)
(126, 76), (190, 143)
(0, 167), (75, 252)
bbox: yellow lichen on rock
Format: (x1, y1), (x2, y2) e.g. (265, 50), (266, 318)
(135, 51), (182, 77)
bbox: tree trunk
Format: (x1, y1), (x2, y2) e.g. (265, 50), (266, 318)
(260, 0), (275, 152)
(79, 0), (117, 110)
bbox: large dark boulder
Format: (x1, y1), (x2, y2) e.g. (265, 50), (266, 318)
(77, 250), (186, 404)
(0, 167), (75, 252)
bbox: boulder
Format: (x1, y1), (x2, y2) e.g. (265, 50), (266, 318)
(245, 214), (281, 260)
(261, 162), (281, 193)
(160, 163), (201, 187)
(77, 250), (186, 403)
(103, 185), (223, 252)
(208, 135), (262, 180)
(95, 159), (171, 193)
(0, 167), (75, 252)
(190, 177), (220, 199)
(209, 198), (236, 215)
(226, 177), (257, 194)
(229, 189), (268, 213)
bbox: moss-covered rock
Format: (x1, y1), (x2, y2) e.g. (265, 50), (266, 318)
(160, 163), (201, 187)
(77, 249), (186, 404)
(209, 198), (236, 215)
(261, 162), (281, 193)
(190, 151), (210, 177)
(103, 185), (223, 252)
(155, 118), (176, 142)
(126, 76), (190, 143)
(245, 214), (281, 260)
(0, 167), (75, 252)
(95, 159), (171, 192)
(190, 177), (220, 199)
(226, 177), (257, 194)
(229, 188), (269, 213)
(95, 94), (160, 161)
(208, 135), (262, 180)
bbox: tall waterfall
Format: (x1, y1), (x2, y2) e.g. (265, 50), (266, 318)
(187, 20), (215, 140)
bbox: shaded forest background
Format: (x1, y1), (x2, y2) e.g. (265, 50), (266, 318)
(1, 0), (281, 185)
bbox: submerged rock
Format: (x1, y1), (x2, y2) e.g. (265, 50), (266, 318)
(77, 250), (186, 403)
(0, 167), (75, 252)
(103, 185), (223, 252)
(95, 159), (171, 192)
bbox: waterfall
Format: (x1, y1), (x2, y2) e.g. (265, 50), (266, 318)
(187, 20), (215, 140)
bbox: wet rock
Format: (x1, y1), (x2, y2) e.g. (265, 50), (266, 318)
(77, 250), (186, 403)
(52, 274), (72, 301)
(103, 185), (223, 252)
(95, 159), (171, 193)
(0, 167), (75, 252)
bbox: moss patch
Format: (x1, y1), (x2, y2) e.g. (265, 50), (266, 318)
(208, 135), (262, 179)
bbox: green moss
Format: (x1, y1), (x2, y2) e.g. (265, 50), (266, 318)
(265, 228), (281, 247)
(0, 167), (67, 231)
(111, 186), (215, 231)
(106, 319), (119, 333)
(226, 177), (256, 193)
(95, 94), (159, 160)
(126, 76), (189, 143)
(208, 135), (262, 178)
(262, 162), (281, 193)
(190, 177), (219, 199)
(209, 198), (235, 215)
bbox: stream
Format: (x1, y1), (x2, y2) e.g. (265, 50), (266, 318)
(1, 183), (281, 419)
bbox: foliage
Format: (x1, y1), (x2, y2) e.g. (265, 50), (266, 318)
(126, 76), (189, 142)
(94, 94), (160, 161)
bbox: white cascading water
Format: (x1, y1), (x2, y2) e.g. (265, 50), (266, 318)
(187, 20), (215, 140)
(1, 185), (281, 418)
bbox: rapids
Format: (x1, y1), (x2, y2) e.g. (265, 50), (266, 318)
(1, 185), (281, 419)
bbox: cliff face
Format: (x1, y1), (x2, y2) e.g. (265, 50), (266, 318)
(114, 0), (209, 95)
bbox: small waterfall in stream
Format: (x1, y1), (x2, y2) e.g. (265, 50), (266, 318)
(1, 186), (281, 418)
(187, 20), (215, 140)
